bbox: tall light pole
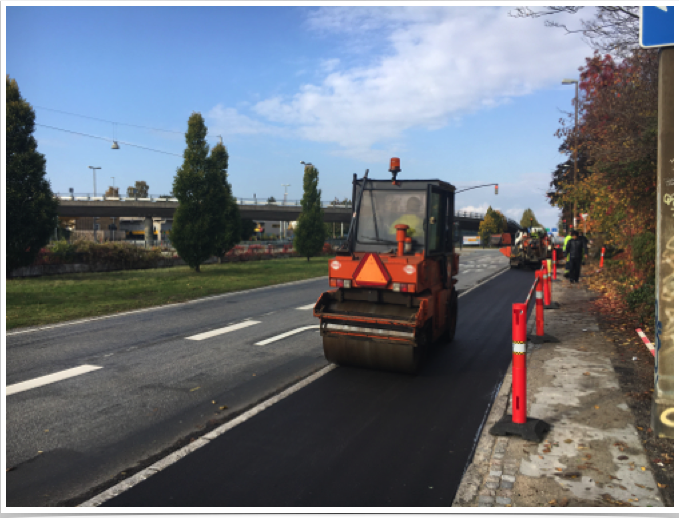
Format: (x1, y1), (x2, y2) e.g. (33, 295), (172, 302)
(89, 166), (101, 197)
(281, 184), (290, 203)
(562, 79), (579, 230)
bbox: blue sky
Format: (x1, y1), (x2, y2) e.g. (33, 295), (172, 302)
(4, 4), (597, 228)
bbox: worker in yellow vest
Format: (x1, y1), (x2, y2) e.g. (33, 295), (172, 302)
(563, 232), (573, 279)
(389, 196), (425, 238)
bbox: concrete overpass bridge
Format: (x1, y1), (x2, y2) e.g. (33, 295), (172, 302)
(55, 195), (520, 233)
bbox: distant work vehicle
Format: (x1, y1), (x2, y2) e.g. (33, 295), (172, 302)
(489, 233), (513, 247)
(504, 227), (553, 269)
(313, 158), (459, 373)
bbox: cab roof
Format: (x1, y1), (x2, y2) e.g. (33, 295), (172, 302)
(361, 178), (456, 193)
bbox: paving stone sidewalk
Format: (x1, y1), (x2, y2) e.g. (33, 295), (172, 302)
(453, 276), (664, 507)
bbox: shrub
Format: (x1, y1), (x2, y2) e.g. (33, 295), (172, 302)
(631, 232), (655, 275)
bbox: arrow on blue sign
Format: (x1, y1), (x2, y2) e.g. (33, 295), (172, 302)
(639, 6), (674, 48)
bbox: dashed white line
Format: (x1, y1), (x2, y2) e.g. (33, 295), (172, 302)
(186, 320), (260, 341)
(255, 325), (318, 346)
(7, 365), (103, 396)
(296, 303), (316, 311)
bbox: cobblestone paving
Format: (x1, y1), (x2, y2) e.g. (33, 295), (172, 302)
(453, 277), (664, 507)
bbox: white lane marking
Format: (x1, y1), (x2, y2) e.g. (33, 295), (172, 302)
(7, 365), (102, 396)
(296, 303), (316, 311)
(186, 320), (260, 341)
(7, 276), (327, 336)
(79, 363), (337, 507)
(255, 325), (318, 346)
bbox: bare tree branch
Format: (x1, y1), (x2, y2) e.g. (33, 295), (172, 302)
(509, 6), (640, 56)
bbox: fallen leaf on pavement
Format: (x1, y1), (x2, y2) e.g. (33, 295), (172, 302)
(559, 498), (569, 507)
(564, 439), (573, 444)
(555, 467), (563, 471)
(635, 483), (645, 489)
(189, 386), (200, 392)
(658, 483), (667, 488)
(583, 372), (591, 376)
(219, 405), (228, 410)
(594, 405), (600, 409)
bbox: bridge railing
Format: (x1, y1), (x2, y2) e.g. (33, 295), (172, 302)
(54, 194), (519, 226)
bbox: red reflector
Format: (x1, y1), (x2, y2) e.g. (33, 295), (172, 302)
(336, 279), (344, 287)
(400, 284), (408, 292)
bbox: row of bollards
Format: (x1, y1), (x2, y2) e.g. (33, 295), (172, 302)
(490, 257), (564, 442)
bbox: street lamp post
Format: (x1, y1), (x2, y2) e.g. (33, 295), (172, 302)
(562, 79), (579, 230)
(281, 184), (291, 240)
(89, 166), (101, 197)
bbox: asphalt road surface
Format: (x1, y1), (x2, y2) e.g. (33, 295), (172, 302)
(6, 249), (523, 507)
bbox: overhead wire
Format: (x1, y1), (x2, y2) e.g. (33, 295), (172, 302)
(35, 105), (187, 136)
(36, 124), (183, 157)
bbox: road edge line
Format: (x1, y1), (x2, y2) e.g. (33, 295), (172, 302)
(78, 363), (336, 507)
(458, 267), (509, 298)
(7, 276), (327, 336)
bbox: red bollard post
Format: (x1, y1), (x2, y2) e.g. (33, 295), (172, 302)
(599, 247), (605, 269)
(542, 261), (551, 307)
(530, 269), (559, 343)
(489, 301), (549, 441)
(512, 302), (527, 424)
(552, 249), (558, 280)
(535, 270), (544, 337)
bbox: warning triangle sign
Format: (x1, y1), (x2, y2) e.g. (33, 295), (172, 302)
(353, 253), (391, 287)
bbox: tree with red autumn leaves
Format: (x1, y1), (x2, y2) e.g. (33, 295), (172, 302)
(551, 50), (658, 288)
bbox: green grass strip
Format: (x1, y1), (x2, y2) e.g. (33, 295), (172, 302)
(6, 257), (329, 330)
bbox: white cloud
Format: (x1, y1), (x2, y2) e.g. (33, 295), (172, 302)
(247, 7), (592, 160)
(206, 104), (283, 138)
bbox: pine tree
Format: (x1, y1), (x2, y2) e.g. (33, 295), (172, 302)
(170, 112), (226, 272)
(294, 164), (325, 261)
(6, 75), (59, 275)
(210, 142), (241, 262)
(520, 208), (541, 229)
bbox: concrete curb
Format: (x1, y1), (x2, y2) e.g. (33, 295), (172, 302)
(453, 310), (536, 506)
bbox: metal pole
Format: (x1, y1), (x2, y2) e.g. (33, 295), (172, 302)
(573, 82), (578, 230)
(653, 47), (674, 439)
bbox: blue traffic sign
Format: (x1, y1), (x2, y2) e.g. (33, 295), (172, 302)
(639, 6), (674, 48)
(551, 228), (558, 233)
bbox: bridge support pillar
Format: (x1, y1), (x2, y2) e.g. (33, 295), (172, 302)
(144, 217), (153, 248)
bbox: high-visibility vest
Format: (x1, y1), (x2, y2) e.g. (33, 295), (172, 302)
(563, 235), (572, 269)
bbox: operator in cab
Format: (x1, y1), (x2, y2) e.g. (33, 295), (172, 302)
(389, 195), (425, 238)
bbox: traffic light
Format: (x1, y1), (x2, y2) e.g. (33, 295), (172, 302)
(495, 184), (498, 195)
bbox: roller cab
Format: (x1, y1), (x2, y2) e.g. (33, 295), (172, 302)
(314, 159), (459, 373)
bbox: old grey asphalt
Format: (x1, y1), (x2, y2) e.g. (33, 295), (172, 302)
(6, 249), (511, 507)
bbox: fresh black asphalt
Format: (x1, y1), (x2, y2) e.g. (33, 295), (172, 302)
(102, 268), (536, 507)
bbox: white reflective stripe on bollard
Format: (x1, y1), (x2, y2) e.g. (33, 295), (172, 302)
(513, 342), (526, 354)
